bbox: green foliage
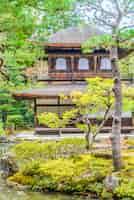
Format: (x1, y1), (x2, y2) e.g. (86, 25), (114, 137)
(101, 189), (113, 199)
(122, 84), (134, 112)
(38, 113), (61, 128)
(125, 139), (134, 146)
(82, 34), (116, 53)
(83, 30), (134, 54)
(9, 154), (111, 195)
(38, 77), (134, 151)
(75, 77), (114, 113)
(8, 152), (134, 199)
(8, 138), (134, 199)
(0, 81), (34, 129)
(38, 78), (114, 130)
(44, 0), (74, 12)
(12, 138), (86, 162)
(7, 115), (24, 128)
(8, 172), (36, 186)
(119, 29), (134, 49)
(0, 0), (80, 130)
(115, 179), (134, 199)
(0, 122), (5, 135)
(38, 109), (78, 128)
(120, 53), (134, 79)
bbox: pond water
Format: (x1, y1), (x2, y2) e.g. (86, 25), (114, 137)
(0, 142), (95, 200)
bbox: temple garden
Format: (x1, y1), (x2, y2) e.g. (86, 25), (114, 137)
(0, 0), (134, 200)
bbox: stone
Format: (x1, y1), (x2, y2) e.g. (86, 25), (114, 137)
(0, 152), (18, 178)
(6, 179), (31, 191)
(0, 136), (9, 143)
(17, 191), (26, 196)
(104, 175), (119, 192)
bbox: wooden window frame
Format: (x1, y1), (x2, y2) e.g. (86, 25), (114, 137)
(48, 56), (72, 73)
(98, 56), (112, 72)
(74, 56), (94, 72)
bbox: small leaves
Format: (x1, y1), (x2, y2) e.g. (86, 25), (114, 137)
(82, 35), (116, 53)
(38, 112), (61, 128)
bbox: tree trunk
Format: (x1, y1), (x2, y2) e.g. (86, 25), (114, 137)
(85, 131), (90, 150)
(59, 128), (62, 137)
(111, 46), (122, 171)
(85, 131), (93, 151)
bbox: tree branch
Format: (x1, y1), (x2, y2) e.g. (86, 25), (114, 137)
(113, 0), (122, 17)
(93, 103), (112, 140)
(94, 8), (115, 28)
(119, 24), (134, 31)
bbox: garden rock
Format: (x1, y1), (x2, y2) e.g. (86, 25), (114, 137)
(0, 152), (18, 178)
(0, 136), (9, 143)
(104, 175), (119, 192)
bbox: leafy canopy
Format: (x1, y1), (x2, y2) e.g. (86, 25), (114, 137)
(0, 0), (78, 128)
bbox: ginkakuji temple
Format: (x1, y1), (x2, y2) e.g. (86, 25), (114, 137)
(13, 26), (133, 134)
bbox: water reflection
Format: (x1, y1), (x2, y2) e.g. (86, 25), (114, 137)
(0, 189), (89, 200)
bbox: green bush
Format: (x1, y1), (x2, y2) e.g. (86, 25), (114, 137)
(115, 179), (134, 199)
(9, 155), (110, 196)
(9, 139), (134, 199)
(12, 138), (86, 162)
(9, 172), (35, 186)
(7, 115), (24, 129)
(126, 138), (134, 146)
(0, 122), (5, 135)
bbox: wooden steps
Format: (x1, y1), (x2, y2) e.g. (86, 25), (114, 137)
(100, 126), (134, 133)
(35, 127), (83, 135)
(35, 126), (134, 135)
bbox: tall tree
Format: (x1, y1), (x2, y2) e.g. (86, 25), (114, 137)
(78, 0), (134, 170)
(0, 0), (78, 83)
(0, 0), (78, 126)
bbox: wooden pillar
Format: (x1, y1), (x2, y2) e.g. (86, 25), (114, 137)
(58, 96), (60, 116)
(48, 56), (51, 73)
(34, 98), (37, 126)
(94, 56), (98, 73)
(71, 56), (74, 81)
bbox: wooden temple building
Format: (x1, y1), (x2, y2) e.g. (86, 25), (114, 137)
(13, 26), (133, 134)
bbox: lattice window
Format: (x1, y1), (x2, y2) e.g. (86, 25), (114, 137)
(100, 57), (111, 70)
(55, 58), (67, 70)
(78, 58), (89, 70)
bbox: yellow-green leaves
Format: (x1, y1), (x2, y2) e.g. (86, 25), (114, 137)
(72, 77), (114, 115)
(38, 112), (61, 128)
(62, 109), (78, 125)
(38, 108), (78, 128)
(38, 77), (114, 130)
(119, 53), (134, 79)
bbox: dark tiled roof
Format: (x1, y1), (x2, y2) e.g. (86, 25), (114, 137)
(48, 25), (104, 44)
(13, 84), (86, 99)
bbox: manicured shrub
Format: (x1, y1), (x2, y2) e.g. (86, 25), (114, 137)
(9, 172), (35, 186)
(9, 139), (134, 199)
(9, 155), (112, 196)
(125, 138), (134, 147)
(12, 138), (86, 162)
(115, 179), (134, 199)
